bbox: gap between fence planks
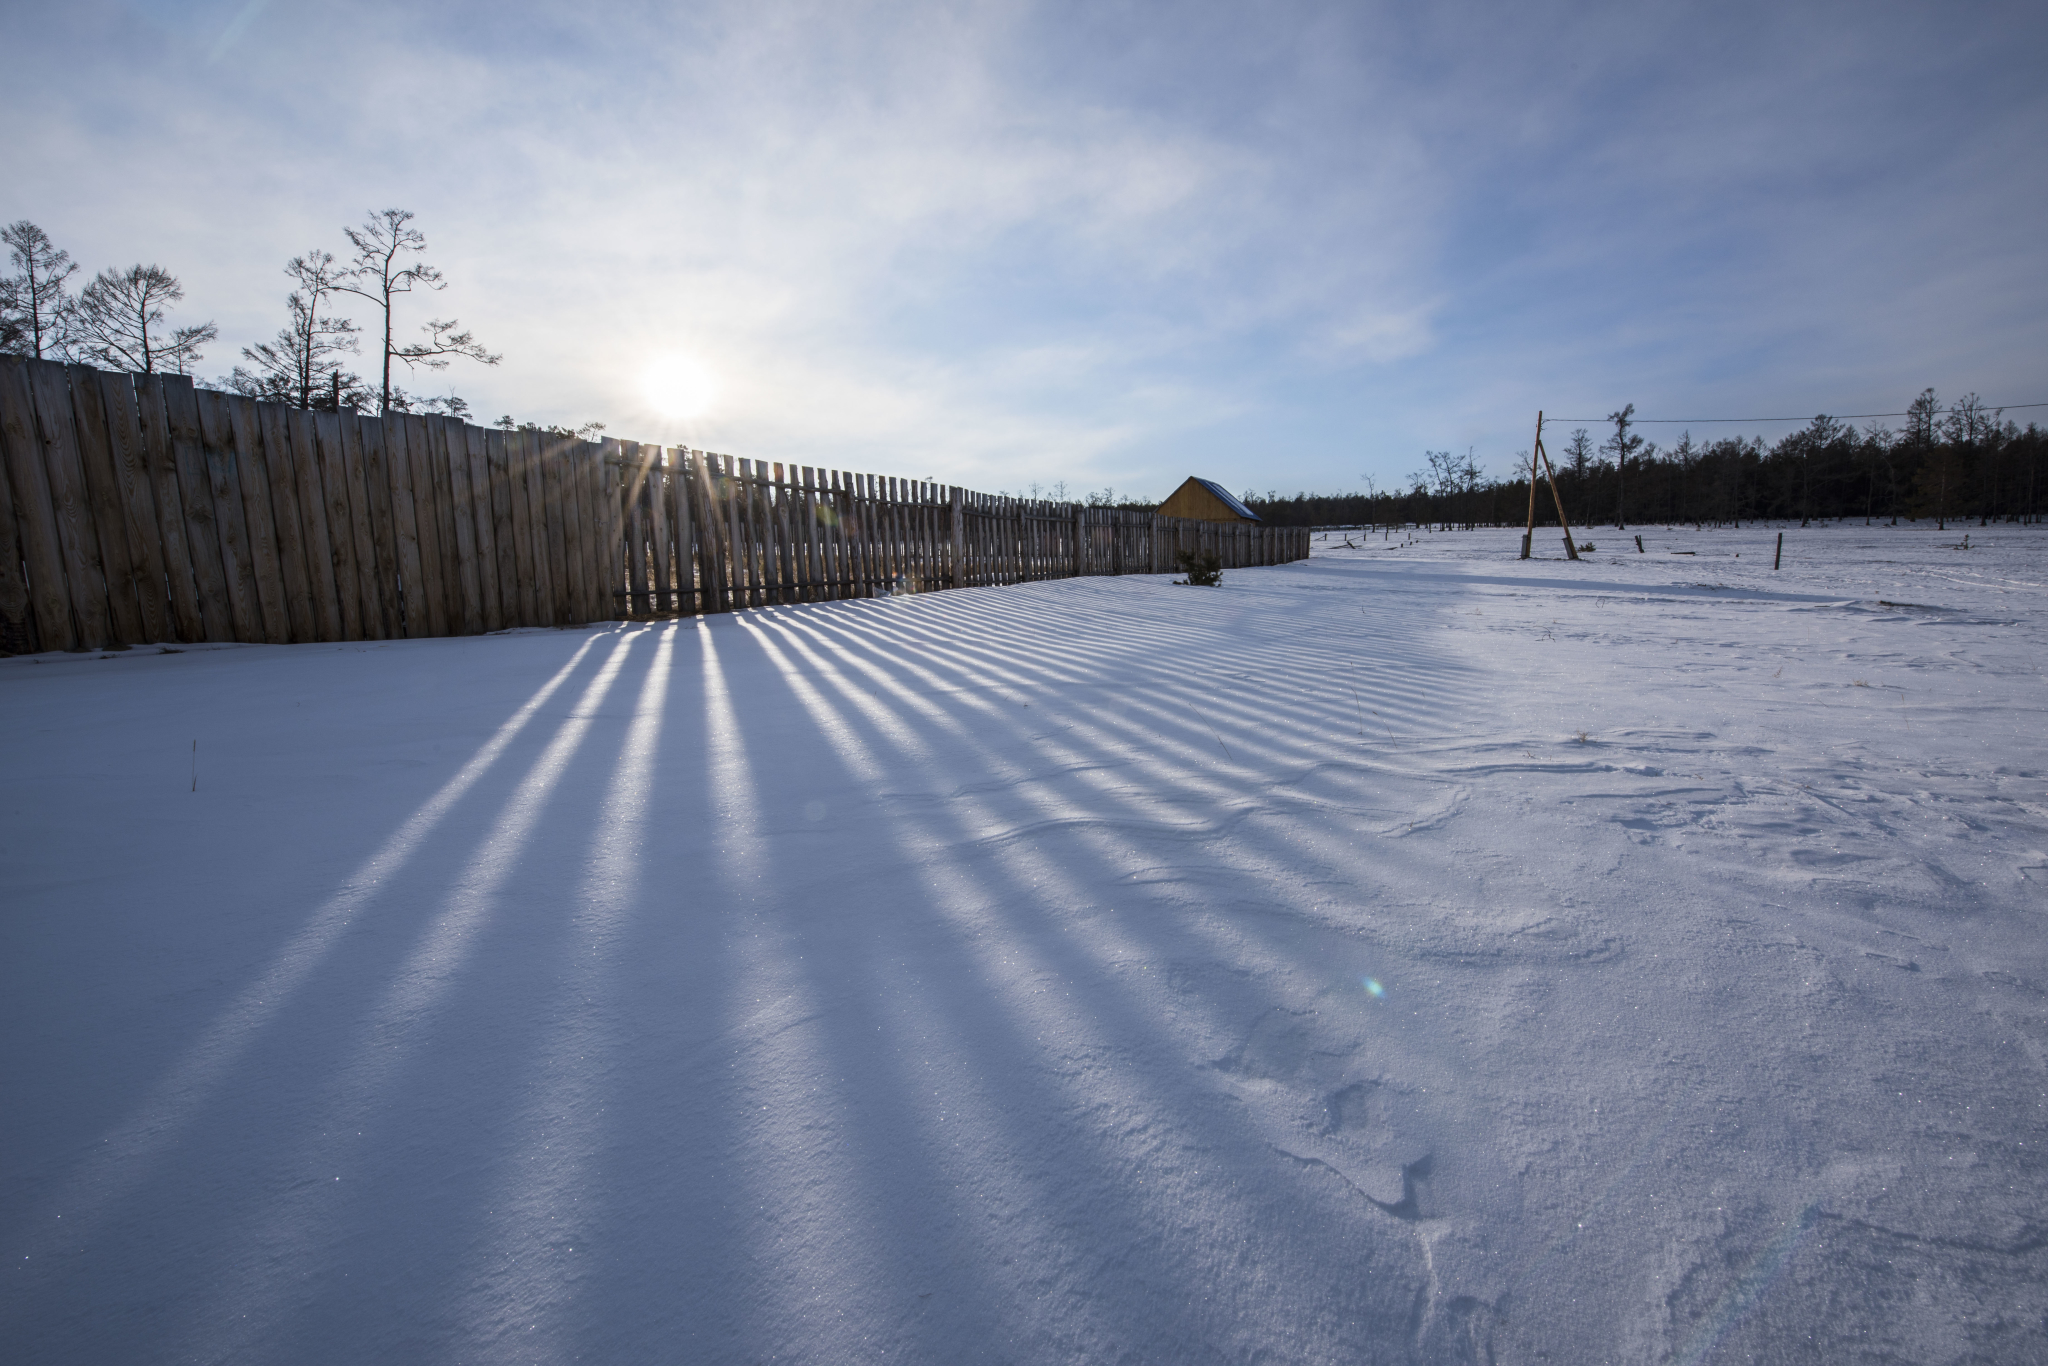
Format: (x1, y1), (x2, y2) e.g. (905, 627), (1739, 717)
(0, 356), (1310, 652)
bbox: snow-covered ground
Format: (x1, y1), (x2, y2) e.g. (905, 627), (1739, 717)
(4, 522), (2044, 1365)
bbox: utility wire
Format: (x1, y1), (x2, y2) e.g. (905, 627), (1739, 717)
(1545, 400), (2048, 425)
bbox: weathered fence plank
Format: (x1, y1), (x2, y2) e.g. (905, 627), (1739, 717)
(485, 428), (520, 628)
(94, 371), (173, 643)
(0, 360), (76, 650)
(310, 410), (363, 641)
(286, 406), (344, 643)
(354, 415), (402, 639)
(28, 361), (116, 648)
(134, 375), (210, 642)
(65, 365), (147, 645)
(329, 411), (382, 640)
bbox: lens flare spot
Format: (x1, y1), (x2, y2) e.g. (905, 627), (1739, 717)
(1363, 977), (1385, 998)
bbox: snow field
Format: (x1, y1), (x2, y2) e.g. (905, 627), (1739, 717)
(3, 522), (2044, 1364)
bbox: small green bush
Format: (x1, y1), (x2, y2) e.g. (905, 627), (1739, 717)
(1175, 550), (1223, 587)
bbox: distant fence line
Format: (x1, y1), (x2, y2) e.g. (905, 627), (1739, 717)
(0, 358), (1307, 653)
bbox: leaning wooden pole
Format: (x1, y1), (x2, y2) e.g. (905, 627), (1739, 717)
(1521, 411), (1544, 559)
(1534, 420), (1580, 562)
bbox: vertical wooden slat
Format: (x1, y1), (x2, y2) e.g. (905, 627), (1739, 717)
(134, 376), (209, 641)
(790, 465), (809, 601)
(843, 471), (865, 596)
(0, 429), (33, 652)
(505, 428), (543, 625)
(599, 438), (626, 620)
(516, 428), (555, 625)
(888, 477), (905, 588)
(785, 466), (802, 602)
(310, 410), (364, 640)
(648, 450), (672, 614)
(869, 475), (886, 589)
(245, 398), (311, 641)
(724, 456), (749, 606)
(574, 442), (605, 622)
(760, 463), (780, 604)
(0, 359), (65, 651)
(544, 436), (576, 623)
(756, 460), (776, 606)
(552, 434), (591, 625)
(191, 389), (267, 642)
(671, 448), (696, 615)
(353, 416), (401, 638)
(513, 426), (546, 625)
(333, 413), (385, 640)
(462, 425), (502, 632)
(418, 416), (460, 632)
(25, 361), (114, 647)
(395, 413), (441, 634)
(95, 372), (172, 642)
(0, 361), (73, 651)
(774, 465), (796, 602)
(621, 440), (649, 614)
(485, 428), (520, 627)
(64, 366), (145, 644)
(394, 414), (449, 636)
(567, 440), (595, 624)
(728, 457), (749, 608)
(436, 417), (485, 635)
(424, 416), (469, 633)
(808, 468), (828, 600)
(690, 450), (722, 613)
(837, 471), (856, 596)
(377, 415), (428, 637)
(750, 461), (771, 606)
(287, 406), (344, 642)
(948, 486), (963, 589)
(817, 469), (838, 599)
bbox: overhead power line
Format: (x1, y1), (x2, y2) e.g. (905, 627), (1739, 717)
(1545, 400), (2048, 425)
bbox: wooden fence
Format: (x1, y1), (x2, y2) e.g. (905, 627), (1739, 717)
(0, 357), (1309, 653)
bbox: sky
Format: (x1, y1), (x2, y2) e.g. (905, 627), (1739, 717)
(4, 0), (2045, 499)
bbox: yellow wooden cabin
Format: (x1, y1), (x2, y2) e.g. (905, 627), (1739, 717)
(1157, 476), (1262, 524)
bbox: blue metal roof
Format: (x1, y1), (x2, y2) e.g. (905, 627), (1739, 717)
(1192, 477), (1261, 521)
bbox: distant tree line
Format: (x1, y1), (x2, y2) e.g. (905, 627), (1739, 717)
(1, 211), (506, 420)
(1240, 396), (2046, 531)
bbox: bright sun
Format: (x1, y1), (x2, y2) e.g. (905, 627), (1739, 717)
(642, 355), (717, 420)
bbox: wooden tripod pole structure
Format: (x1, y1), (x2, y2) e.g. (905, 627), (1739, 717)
(1520, 411), (1580, 562)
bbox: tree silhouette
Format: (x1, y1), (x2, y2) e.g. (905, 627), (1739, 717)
(67, 264), (217, 374)
(230, 249), (367, 408)
(1603, 404), (1642, 529)
(335, 209), (500, 414)
(0, 221), (79, 359)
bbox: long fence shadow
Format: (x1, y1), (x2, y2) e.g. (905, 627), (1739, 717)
(4, 564), (1596, 1366)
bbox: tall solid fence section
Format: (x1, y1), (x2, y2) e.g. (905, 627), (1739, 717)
(0, 358), (1308, 653)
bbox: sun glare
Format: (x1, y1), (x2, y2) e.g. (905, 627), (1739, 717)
(642, 356), (716, 420)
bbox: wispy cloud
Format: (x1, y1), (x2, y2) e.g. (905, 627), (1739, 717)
(6, 0), (2044, 495)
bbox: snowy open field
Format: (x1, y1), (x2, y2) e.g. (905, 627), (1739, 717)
(4, 522), (2045, 1365)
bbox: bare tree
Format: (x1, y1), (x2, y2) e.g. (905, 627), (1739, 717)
(1564, 428), (1594, 482)
(1904, 388), (1941, 449)
(1602, 404), (1642, 528)
(335, 209), (500, 413)
(230, 250), (364, 408)
(67, 264), (217, 374)
(0, 220), (80, 359)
